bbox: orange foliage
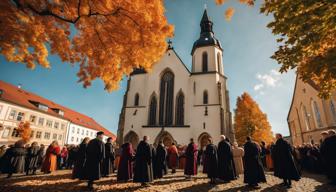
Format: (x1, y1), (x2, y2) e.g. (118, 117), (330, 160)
(0, 0), (173, 91)
(234, 92), (274, 146)
(215, 0), (227, 5)
(17, 121), (32, 143)
(224, 7), (235, 21)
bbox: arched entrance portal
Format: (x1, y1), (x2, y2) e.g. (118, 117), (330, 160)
(154, 130), (176, 147)
(198, 132), (211, 150)
(124, 131), (139, 148)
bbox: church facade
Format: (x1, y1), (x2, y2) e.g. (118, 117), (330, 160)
(117, 10), (234, 149)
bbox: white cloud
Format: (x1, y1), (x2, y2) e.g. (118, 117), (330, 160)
(254, 84), (264, 91)
(254, 69), (282, 95)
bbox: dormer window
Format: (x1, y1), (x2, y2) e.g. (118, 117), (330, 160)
(38, 103), (48, 111)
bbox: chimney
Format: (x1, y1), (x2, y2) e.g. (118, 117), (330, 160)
(18, 83), (22, 89)
(0, 89), (3, 98)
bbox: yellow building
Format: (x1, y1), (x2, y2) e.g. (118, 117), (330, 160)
(287, 76), (336, 146)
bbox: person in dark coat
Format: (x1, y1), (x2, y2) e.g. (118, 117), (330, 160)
(204, 138), (218, 184)
(117, 142), (134, 182)
(72, 137), (89, 179)
(155, 141), (167, 179)
(260, 141), (267, 168)
(217, 135), (236, 182)
(272, 133), (300, 188)
(102, 137), (115, 177)
(133, 136), (153, 186)
(83, 132), (105, 190)
(184, 138), (198, 179)
(2, 140), (27, 178)
(243, 137), (266, 189)
(150, 144), (156, 179)
(66, 145), (76, 169)
(25, 142), (40, 175)
(37, 144), (45, 169)
(320, 130), (336, 185)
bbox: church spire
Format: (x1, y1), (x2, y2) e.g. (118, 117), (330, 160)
(200, 9), (214, 37)
(191, 8), (222, 55)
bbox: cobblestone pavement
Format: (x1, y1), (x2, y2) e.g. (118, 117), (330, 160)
(0, 170), (335, 192)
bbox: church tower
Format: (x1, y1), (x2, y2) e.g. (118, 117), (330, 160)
(191, 9), (224, 75)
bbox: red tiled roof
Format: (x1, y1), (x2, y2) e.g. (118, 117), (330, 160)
(0, 80), (116, 140)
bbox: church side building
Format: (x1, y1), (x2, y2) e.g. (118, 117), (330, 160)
(117, 10), (233, 149)
(287, 76), (336, 146)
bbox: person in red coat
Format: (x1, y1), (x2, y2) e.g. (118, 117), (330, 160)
(184, 138), (198, 180)
(168, 143), (179, 174)
(117, 142), (134, 182)
(41, 141), (60, 174)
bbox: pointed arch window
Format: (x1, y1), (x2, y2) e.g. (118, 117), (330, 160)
(330, 100), (336, 124)
(202, 52), (208, 72)
(134, 93), (139, 106)
(148, 96), (157, 125)
(217, 52), (222, 74)
(311, 100), (323, 128)
(301, 105), (310, 131)
(175, 92), (185, 125)
(203, 90), (208, 104)
(159, 71), (174, 125)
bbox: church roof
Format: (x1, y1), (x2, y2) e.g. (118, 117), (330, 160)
(191, 9), (222, 55)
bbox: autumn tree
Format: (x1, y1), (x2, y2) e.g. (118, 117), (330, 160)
(260, 1), (336, 98)
(0, 0), (173, 91)
(234, 92), (274, 145)
(17, 121), (32, 143)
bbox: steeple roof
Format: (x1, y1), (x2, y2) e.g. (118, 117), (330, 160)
(191, 9), (222, 55)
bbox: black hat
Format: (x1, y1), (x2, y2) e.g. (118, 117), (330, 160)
(97, 131), (104, 136)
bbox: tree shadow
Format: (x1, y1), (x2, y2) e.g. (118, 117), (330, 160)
(260, 184), (288, 192)
(177, 182), (217, 192)
(314, 183), (336, 192)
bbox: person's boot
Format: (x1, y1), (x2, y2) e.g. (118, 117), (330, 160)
(87, 180), (94, 190)
(7, 173), (12, 178)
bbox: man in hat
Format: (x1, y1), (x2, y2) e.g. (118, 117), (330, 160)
(102, 137), (115, 177)
(83, 131), (105, 190)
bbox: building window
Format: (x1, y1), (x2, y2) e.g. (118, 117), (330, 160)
(202, 52), (208, 72)
(301, 105), (310, 131)
(217, 52), (222, 74)
(30, 131), (35, 138)
(311, 100), (323, 128)
(148, 96), (157, 125)
(46, 120), (53, 128)
(38, 104), (48, 111)
(71, 137), (74, 142)
(134, 93), (139, 106)
(58, 134), (62, 141)
(29, 115), (37, 123)
(175, 92), (185, 125)
(54, 122), (59, 129)
(2, 127), (11, 138)
(53, 133), (57, 140)
(203, 90), (208, 104)
(16, 112), (25, 121)
(38, 118), (45, 126)
(77, 128), (80, 134)
(76, 137), (79, 142)
(8, 109), (17, 120)
(86, 130), (89, 136)
(36, 131), (42, 139)
(61, 124), (65, 130)
(44, 132), (50, 140)
(159, 71), (174, 125)
(11, 128), (20, 137)
(330, 100), (336, 124)
(81, 129), (84, 135)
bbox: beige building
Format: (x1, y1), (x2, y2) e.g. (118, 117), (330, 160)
(287, 76), (336, 146)
(0, 80), (115, 146)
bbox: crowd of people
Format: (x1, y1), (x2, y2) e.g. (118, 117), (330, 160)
(0, 129), (335, 190)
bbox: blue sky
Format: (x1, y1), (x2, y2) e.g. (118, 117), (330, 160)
(0, 0), (295, 136)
